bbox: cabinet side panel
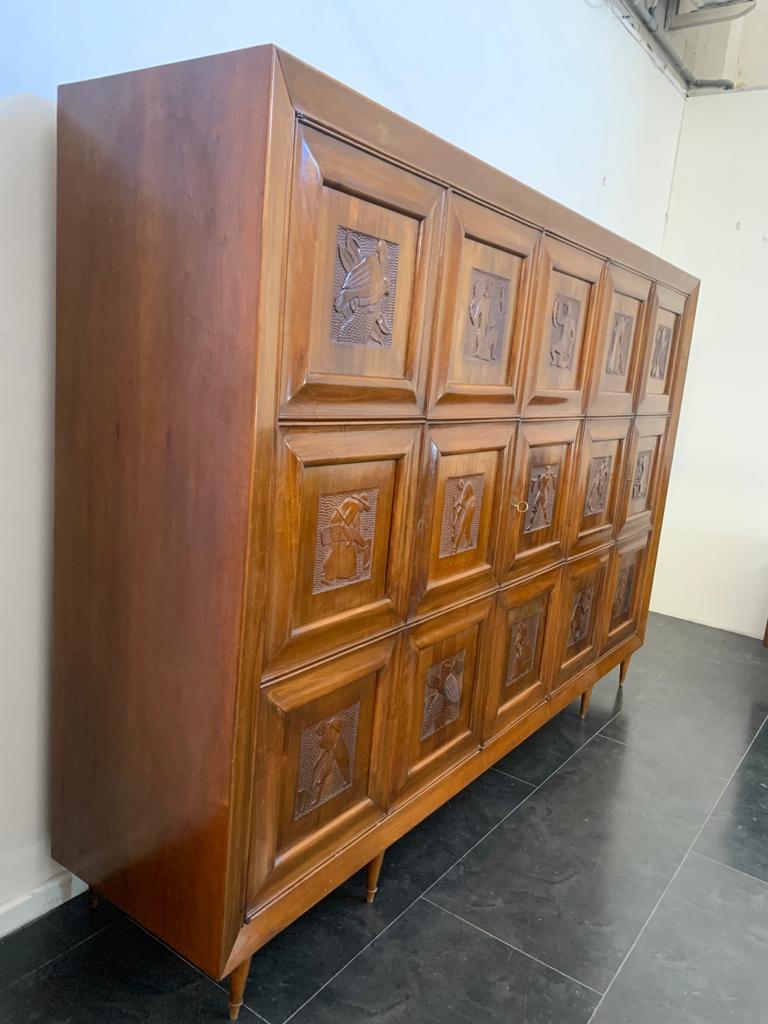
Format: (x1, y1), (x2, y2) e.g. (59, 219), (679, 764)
(52, 49), (272, 975)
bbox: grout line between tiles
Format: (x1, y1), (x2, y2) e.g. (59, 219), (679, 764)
(690, 851), (768, 890)
(421, 897), (603, 998)
(586, 711), (768, 1023)
(489, 766), (536, 787)
(0, 918), (120, 995)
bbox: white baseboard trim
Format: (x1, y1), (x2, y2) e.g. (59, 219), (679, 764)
(0, 871), (88, 939)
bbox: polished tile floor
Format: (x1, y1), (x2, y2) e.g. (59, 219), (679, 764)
(2, 613), (766, 1023)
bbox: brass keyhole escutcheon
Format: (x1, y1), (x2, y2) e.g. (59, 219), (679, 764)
(511, 500), (529, 514)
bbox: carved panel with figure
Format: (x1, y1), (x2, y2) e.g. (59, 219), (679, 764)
(602, 532), (650, 652)
(568, 417), (630, 557)
(429, 195), (539, 419)
(554, 550), (609, 691)
(617, 416), (667, 538)
(482, 568), (561, 739)
(499, 419), (580, 583)
(412, 421), (514, 617)
(249, 636), (396, 908)
(523, 238), (604, 417)
(265, 423), (420, 678)
(391, 598), (491, 805)
(588, 265), (650, 416)
(282, 125), (446, 418)
(638, 284), (686, 415)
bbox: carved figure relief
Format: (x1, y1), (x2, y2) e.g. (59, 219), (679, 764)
(506, 614), (539, 685)
(463, 268), (510, 363)
(524, 464), (559, 534)
(568, 586), (594, 647)
(421, 651), (465, 740)
(651, 324), (672, 381)
(632, 450), (652, 502)
(294, 702), (360, 819)
(331, 227), (399, 348)
(439, 474), (484, 558)
(312, 489), (378, 594)
(605, 312), (633, 376)
(612, 564), (635, 624)
(549, 294), (581, 370)
(584, 455), (612, 517)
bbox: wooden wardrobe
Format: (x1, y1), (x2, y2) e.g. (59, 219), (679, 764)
(52, 45), (698, 1019)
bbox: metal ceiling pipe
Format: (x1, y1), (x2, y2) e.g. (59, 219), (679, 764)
(622, 0), (735, 90)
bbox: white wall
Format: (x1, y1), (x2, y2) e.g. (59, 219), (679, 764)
(0, 0), (687, 931)
(654, 88), (768, 638)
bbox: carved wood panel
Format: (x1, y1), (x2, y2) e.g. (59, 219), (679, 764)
(616, 415), (667, 538)
(411, 421), (515, 618)
(638, 284), (686, 415)
(391, 598), (491, 805)
(553, 550), (609, 691)
(499, 419), (580, 584)
(588, 265), (651, 416)
(281, 125), (445, 419)
(568, 417), (631, 557)
(523, 239), (604, 417)
(482, 567), (561, 740)
(428, 195), (540, 419)
(602, 532), (651, 652)
(264, 423), (420, 678)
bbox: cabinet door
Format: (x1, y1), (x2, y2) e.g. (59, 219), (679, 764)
(482, 568), (560, 741)
(637, 284), (686, 415)
(587, 265), (651, 417)
(568, 417), (631, 556)
(616, 416), (667, 538)
(553, 549), (610, 693)
(248, 636), (396, 910)
(264, 423), (420, 678)
(498, 419), (580, 583)
(427, 195), (540, 419)
(281, 126), (445, 419)
(522, 238), (604, 417)
(602, 532), (651, 652)
(410, 421), (514, 618)
(390, 598), (492, 805)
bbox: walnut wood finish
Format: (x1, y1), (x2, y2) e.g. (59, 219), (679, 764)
(53, 45), (699, 1013)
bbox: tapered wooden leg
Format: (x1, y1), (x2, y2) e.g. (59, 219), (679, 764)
(579, 686), (593, 720)
(227, 956), (252, 1022)
(365, 850), (386, 904)
(619, 656), (632, 687)
(87, 889), (99, 909)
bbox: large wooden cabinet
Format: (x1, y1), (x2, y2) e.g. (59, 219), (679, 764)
(52, 46), (698, 1018)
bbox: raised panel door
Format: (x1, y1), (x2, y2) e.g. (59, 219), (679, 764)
(427, 194), (540, 419)
(616, 415), (667, 538)
(637, 284), (686, 415)
(410, 420), (515, 617)
(522, 238), (605, 417)
(281, 125), (445, 419)
(482, 567), (561, 740)
(264, 423), (420, 678)
(601, 531), (651, 653)
(248, 636), (396, 910)
(568, 417), (631, 556)
(553, 549), (610, 693)
(390, 598), (492, 805)
(498, 418), (581, 583)
(587, 264), (651, 416)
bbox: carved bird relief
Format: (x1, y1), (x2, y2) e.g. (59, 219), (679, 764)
(319, 493), (373, 587)
(450, 479), (477, 554)
(296, 715), (353, 817)
(334, 232), (392, 345)
(550, 294), (580, 370)
(422, 654), (464, 738)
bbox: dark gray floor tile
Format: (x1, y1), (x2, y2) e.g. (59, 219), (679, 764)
(244, 769), (531, 1023)
(648, 613), (768, 672)
(289, 897), (598, 1024)
(428, 735), (722, 992)
(0, 917), (236, 1023)
(592, 852), (768, 1024)
(696, 721), (768, 882)
(602, 653), (767, 779)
